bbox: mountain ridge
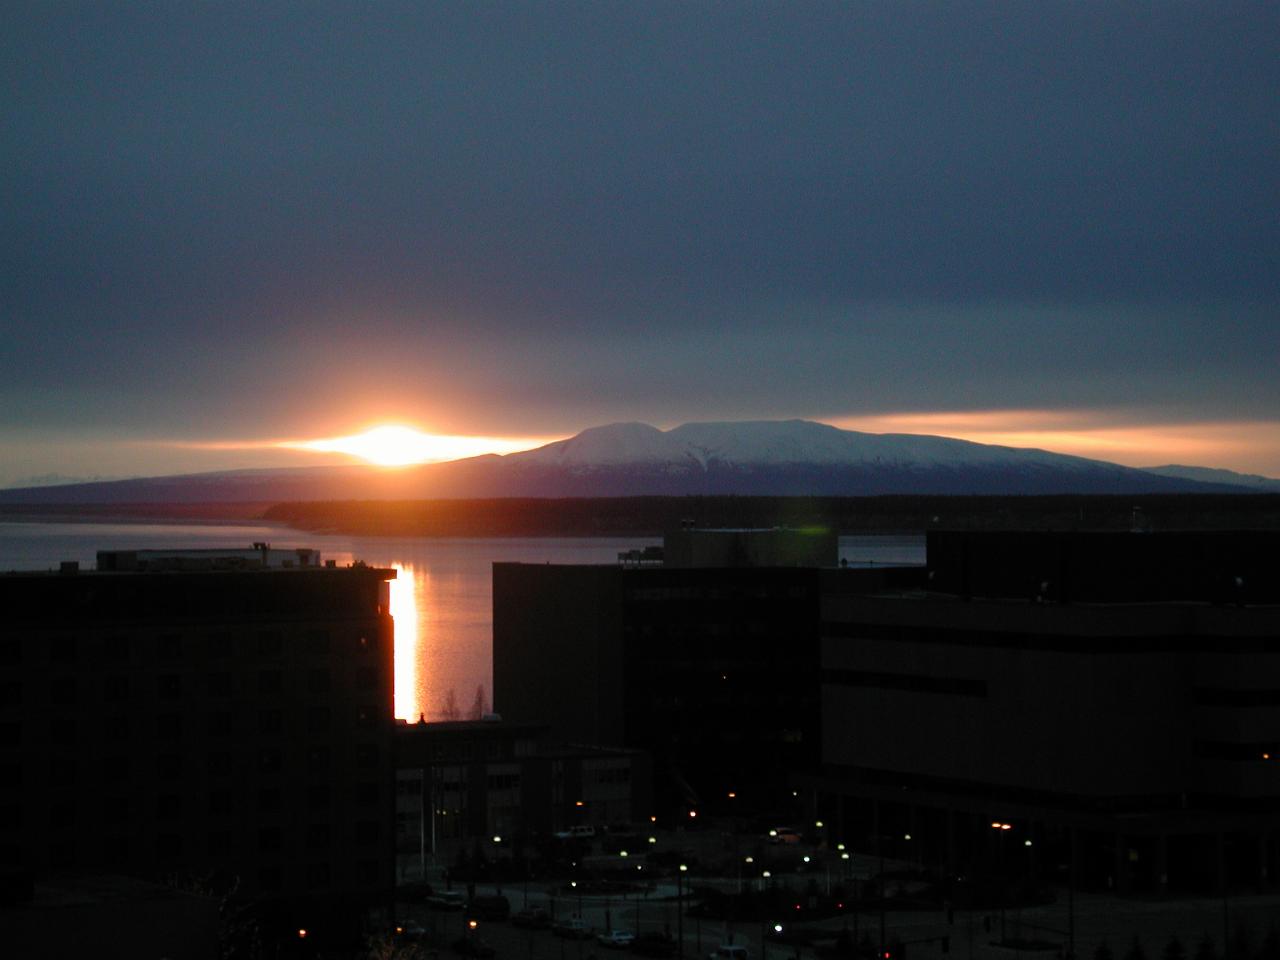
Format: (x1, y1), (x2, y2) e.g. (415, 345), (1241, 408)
(0, 419), (1268, 503)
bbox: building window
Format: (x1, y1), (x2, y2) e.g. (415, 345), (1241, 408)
(103, 756), (130, 782)
(50, 716), (76, 743)
(158, 674), (182, 699)
(355, 821), (379, 844)
(258, 787), (280, 811)
(157, 794), (182, 820)
(259, 749), (282, 774)
(258, 827), (281, 852)
(306, 862), (331, 889)
(356, 666), (378, 689)
(309, 668), (330, 694)
(307, 747), (330, 774)
(157, 713), (183, 739)
(259, 670), (282, 695)
(208, 672), (233, 697)
(104, 797), (129, 823)
(356, 782), (379, 805)
(308, 784), (331, 809)
(208, 830), (234, 854)
(308, 707), (330, 733)
(258, 710), (282, 735)
(258, 866), (281, 892)
(50, 636), (78, 662)
(306, 824), (332, 849)
(206, 633), (232, 658)
(104, 675), (130, 700)
(208, 711), (234, 736)
(157, 834), (183, 860)
(157, 754), (183, 779)
(209, 790), (233, 815)
(257, 632), (282, 657)
(307, 630), (330, 655)
(207, 752), (232, 776)
(356, 744), (379, 768)
(158, 634), (181, 660)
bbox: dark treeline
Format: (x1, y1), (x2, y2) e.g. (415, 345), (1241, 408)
(262, 494), (1280, 537)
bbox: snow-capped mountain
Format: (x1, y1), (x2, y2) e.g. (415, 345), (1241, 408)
(0, 420), (1260, 504)
(495, 420), (1237, 496)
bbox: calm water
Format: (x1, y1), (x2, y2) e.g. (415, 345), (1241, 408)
(0, 521), (923, 720)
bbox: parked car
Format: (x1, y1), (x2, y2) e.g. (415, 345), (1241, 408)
(452, 936), (496, 958)
(554, 825), (598, 841)
(709, 946), (748, 960)
(511, 907), (551, 929)
(597, 931), (636, 949)
(553, 917), (593, 940)
(428, 890), (467, 910)
(767, 828), (801, 845)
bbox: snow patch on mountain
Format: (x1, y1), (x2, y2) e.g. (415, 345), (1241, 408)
(513, 419), (1130, 473)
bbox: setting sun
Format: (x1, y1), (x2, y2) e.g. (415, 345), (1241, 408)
(282, 425), (546, 467)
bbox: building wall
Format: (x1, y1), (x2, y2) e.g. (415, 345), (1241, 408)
(492, 564), (625, 746)
(493, 562), (916, 814)
(816, 576), (1280, 892)
(0, 566), (396, 910)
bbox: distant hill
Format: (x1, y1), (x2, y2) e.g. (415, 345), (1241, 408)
(1141, 464), (1280, 492)
(0, 419), (1260, 505)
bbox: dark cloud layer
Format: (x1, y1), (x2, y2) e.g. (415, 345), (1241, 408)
(3, 2), (1277, 444)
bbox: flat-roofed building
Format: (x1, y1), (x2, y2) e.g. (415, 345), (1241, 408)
(0, 549), (397, 943)
(393, 720), (650, 883)
(493, 536), (921, 815)
(813, 530), (1280, 895)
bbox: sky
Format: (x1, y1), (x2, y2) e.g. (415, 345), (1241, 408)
(3, 1), (1278, 487)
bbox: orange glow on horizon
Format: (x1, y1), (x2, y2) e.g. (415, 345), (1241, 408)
(389, 563), (421, 721)
(827, 410), (1280, 474)
(282, 425), (551, 467)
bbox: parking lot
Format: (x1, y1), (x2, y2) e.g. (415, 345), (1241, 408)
(392, 825), (1280, 960)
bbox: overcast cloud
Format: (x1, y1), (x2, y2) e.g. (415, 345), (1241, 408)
(3, 2), (1277, 478)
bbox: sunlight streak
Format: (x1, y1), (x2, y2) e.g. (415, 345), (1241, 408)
(389, 563), (421, 721)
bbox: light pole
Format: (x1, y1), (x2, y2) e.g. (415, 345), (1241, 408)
(678, 864), (688, 960)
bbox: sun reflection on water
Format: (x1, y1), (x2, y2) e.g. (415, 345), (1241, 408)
(389, 563), (421, 721)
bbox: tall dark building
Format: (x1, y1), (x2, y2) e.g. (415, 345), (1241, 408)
(492, 530), (919, 814)
(0, 550), (397, 938)
(814, 530), (1280, 894)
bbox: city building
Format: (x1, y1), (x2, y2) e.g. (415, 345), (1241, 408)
(393, 720), (650, 883)
(813, 530), (1280, 895)
(492, 529), (921, 815)
(0, 548), (397, 942)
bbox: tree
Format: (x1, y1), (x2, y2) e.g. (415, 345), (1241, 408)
(1123, 937), (1147, 960)
(1095, 942), (1114, 960)
(470, 684), (488, 720)
(442, 687), (461, 720)
(1161, 937), (1185, 960)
